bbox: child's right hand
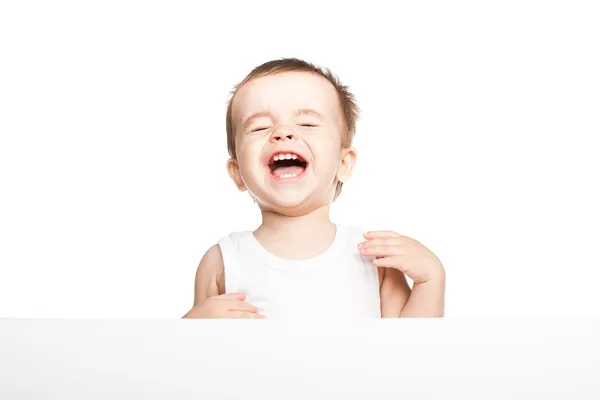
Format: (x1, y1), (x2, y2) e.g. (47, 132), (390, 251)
(184, 293), (265, 319)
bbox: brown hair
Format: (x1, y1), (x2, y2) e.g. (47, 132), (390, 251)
(225, 58), (360, 200)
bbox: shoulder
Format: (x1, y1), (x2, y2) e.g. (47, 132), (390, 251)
(336, 224), (368, 245)
(192, 230), (250, 304)
(196, 244), (224, 281)
(205, 231), (250, 290)
(336, 224), (387, 284)
(201, 244), (224, 267)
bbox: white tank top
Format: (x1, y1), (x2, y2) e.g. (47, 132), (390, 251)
(218, 224), (381, 319)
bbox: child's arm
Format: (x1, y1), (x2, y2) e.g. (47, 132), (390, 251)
(182, 245), (264, 318)
(194, 245), (223, 304)
(400, 270), (445, 318)
(379, 268), (412, 317)
(360, 231), (445, 318)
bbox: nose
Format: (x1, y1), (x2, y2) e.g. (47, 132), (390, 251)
(270, 127), (296, 143)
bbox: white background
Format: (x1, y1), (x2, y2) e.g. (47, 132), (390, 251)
(1, 1), (599, 318)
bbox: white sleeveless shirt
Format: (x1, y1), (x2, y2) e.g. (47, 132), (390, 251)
(217, 224), (381, 319)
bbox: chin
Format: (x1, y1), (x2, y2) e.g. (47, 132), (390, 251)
(253, 191), (318, 216)
(271, 203), (318, 217)
(270, 193), (312, 210)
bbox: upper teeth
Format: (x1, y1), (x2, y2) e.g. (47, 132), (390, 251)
(273, 153), (298, 161)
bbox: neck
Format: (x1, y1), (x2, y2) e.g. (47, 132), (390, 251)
(257, 205), (333, 238)
(253, 204), (336, 259)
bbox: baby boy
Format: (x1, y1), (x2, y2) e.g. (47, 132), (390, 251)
(183, 58), (446, 319)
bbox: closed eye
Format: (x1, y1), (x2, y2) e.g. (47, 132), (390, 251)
(251, 127), (270, 132)
(299, 123), (319, 128)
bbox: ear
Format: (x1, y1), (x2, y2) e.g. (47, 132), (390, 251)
(227, 158), (247, 192)
(337, 147), (357, 183)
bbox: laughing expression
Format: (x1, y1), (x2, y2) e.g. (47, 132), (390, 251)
(228, 71), (353, 214)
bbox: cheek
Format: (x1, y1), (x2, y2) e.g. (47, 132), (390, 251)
(313, 152), (341, 183)
(237, 140), (263, 173)
(312, 138), (342, 170)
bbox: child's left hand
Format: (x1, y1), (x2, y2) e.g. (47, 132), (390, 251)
(358, 230), (444, 284)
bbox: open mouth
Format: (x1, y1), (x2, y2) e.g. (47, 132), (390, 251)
(268, 152), (308, 179)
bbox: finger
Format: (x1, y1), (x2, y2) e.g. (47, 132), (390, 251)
(372, 256), (407, 271)
(364, 231), (420, 246)
(360, 245), (403, 257)
(358, 237), (403, 248)
(231, 311), (266, 319)
(215, 293), (246, 301)
(363, 230), (401, 239)
(227, 301), (259, 313)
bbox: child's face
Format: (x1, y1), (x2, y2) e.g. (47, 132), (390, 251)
(228, 71), (355, 214)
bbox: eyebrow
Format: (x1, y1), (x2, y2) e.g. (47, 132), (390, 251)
(241, 109), (325, 130)
(242, 111), (275, 130)
(294, 109), (325, 120)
